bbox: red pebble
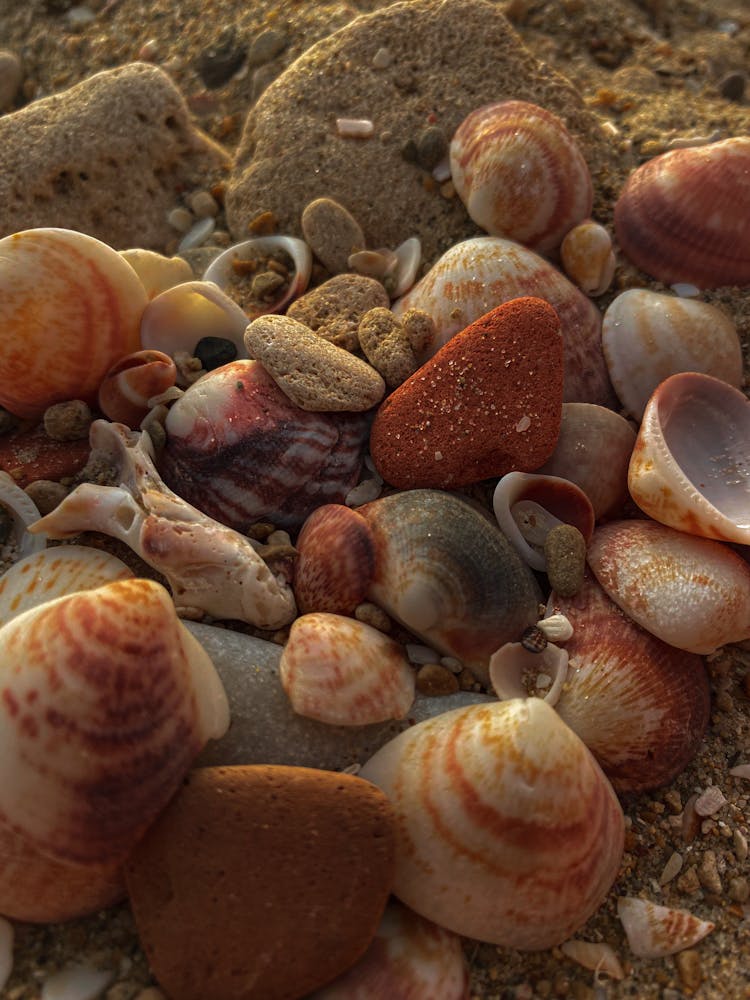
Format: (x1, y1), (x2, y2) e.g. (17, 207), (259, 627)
(370, 296), (564, 489)
(0, 425), (90, 487)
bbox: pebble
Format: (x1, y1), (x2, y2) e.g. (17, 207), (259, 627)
(719, 72), (746, 102)
(694, 785), (727, 816)
(194, 336), (237, 371)
(43, 400), (92, 441)
(0, 424), (90, 487)
(416, 663), (460, 696)
(287, 274), (390, 352)
(733, 828), (748, 861)
(369, 297), (564, 489)
(416, 125), (448, 171)
(167, 206), (194, 233)
(658, 851), (683, 886)
(358, 307), (421, 388)
(728, 876), (749, 903)
(247, 28), (289, 68)
(24, 479), (69, 515)
(697, 850), (723, 894)
(354, 602), (392, 632)
(177, 244), (225, 277)
(177, 216), (216, 252)
(187, 190), (219, 218)
(301, 197), (366, 275)
(196, 27), (246, 88)
(125, 765), (396, 1000)
(544, 524), (586, 596)
(674, 949), (703, 993)
(244, 314), (385, 411)
(0, 50), (22, 112)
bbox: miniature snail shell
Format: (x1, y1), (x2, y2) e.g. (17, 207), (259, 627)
(97, 349), (177, 428)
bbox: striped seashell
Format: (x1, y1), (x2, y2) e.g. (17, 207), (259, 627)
(97, 348), (177, 428)
(160, 360), (369, 531)
(0, 228), (147, 418)
(617, 897), (714, 958)
(360, 699), (624, 950)
(294, 505), (376, 614)
(450, 101), (593, 253)
(279, 613), (415, 726)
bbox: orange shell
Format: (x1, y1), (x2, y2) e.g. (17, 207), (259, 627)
(98, 348), (177, 428)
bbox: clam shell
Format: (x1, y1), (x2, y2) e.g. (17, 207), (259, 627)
(97, 348), (177, 428)
(617, 897), (714, 958)
(294, 504), (376, 614)
(552, 576), (710, 793)
(279, 613), (415, 726)
(359, 490), (542, 684)
(628, 372), (750, 544)
(560, 220), (615, 297)
(614, 136), (750, 289)
(160, 360), (369, 531)
(587, 519), (750, 653)
(450, 101), (593, 253)
(0, 228), (147, 418)
(202, 235), (312, 316)
(0, 470), (47, 564)
(359, 698), (624, 950)
(140, 280), (250, 362)
(393, 236), (615, 407)
(535, 403), (636, 521)
(602, 291), (742, 419)
(0, 578), (229, 866)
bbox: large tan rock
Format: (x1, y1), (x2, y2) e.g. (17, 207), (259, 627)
(0, 63), (229, 249)
(227, 0), (619, 267)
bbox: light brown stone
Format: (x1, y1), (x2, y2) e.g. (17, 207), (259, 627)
(301, 196), (366, 274)
(286, 273), (390, 351)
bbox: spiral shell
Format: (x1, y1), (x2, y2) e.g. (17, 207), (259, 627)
(560, 219), (616, 296)
(450, 101), (593, 253)
(587, 519), (750, 653)
(614, 136), (750, 289)
(360, 699), (624, 950)
(628, 372), (750, 544)
(602, 291), (742, 420)
(0, 228), (147, 418)
(97, 349), (177, 428)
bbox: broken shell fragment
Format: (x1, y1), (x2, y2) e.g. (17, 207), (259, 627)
(119, 248), (193, 300)
(0, 470), (47, 563)
(97, 349), (177, 428)
(202, 235), (312, 316)
(560, 939), (624, 980)
(617, 897), (714, 958)
(140, 280), (250, 362)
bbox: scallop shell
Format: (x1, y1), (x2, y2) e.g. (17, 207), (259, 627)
(202, 235), (312, 316)
(0, 470), (47, 564)
(560, 220), (616, 297)
(360, 698), (624, 950)
(552, 575), (710, 793)
(97, 349), (177, 428)
(535, 403), (636, 521)
(449, 101), (593, 253)
(294, 504), (376, 614)
(119, 248), (193, 300)
(587, 519), (750, 653)
(279, 613), (415, 726)
(359, 490), (542, 685)
(617, 897), (714, 958)
(140, 280), (250, 362)
(628, 372), (750, 544)
(159, 360), (369, 531)
(0, 228), (147, 418)
(614, 136), (750, 289)
(602, 291), (742, 419)
(393, 236), (615, 407)
(0, 578), (229, 866)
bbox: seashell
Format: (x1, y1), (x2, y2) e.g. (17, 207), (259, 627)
(279, 612), (415, 726)
(535, 403), (636, 521)
(560, 939), (624, 981)
(390, 236), (422, 297)
(358, 490), (542, 685)
(0, 545), (132, 628)
(489, 640), (569, 705)
(159, 360), (370, 531)
(40, 964), (115, 1000)
(551, 575), (710, 793)
(628, 372), (750, 544)
(294, 504), (376, 614)
(560, 219), (616, 296)
(360, 698), (624, 950)
(614, 136), (750, 289)
(493, 471), (594, 572)
(602, 290), (742, 420)
(29, 420), (297, 629)
(202, 235), (312, 316)
(347, 238), (421, 298)
(119, 248), (193, 300)
(449, 101), (593, 253)
(617, 897), (714, 958)
(587, 519), (750, 653)
(140, 280), (250, 362)
(308, 900), (470, 999)
(0, 470), (47, 563)
(0, 228), (147, 418)
(393, 236), (615, 407)
(97, 349), (177, 428)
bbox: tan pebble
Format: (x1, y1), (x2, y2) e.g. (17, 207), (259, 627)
(358, 307), (420, 388)
(697, 849), (722, 894)
(43, 400), (92, 441)
(400, 308), (435, 355)
(245, 315), (385, 411)
(188, 190), (219, 218)
(167, 206), (194, 233)
(728, 876), (749, 902)
(733, 828), (748, 861)
(301, 197), (365, 275)
(287, 274), (390, 353)
(416, 662), (460, 696)
(23, 479), (68, 515)
(682, 793), (701, 843)
(354, 601), (392, 632)
(674, 949), (703, 993)
(658, 851), (683, 885)
(0, 50), (22, 111)
(676, 864), (701, 895)
(544, 524), (586, 597)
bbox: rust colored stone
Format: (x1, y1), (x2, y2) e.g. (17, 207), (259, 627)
(0, 424), (90, 487)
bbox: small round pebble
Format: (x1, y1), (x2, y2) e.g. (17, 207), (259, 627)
(0, 49), (22, 112)
(167, 206), (194, 233)
(287, 274), (390, 352)
(354, 601), (392, 633)
(674, 949), (703, 993)
(247, 28), (288, 68)
(544, 523), (586, 597)
(416, 125), (448, 171)
(194, 336), (237, 371)
(43, 399), (92, 441)
(301, 197), (366, 275)
(188, 190), (219, 218)
(24, 479), (68, 515)
(416, 663), (460, 696)
(719, 71), (746, 102)
(358, 307), (420, 388)
(196, 27), (246, 88)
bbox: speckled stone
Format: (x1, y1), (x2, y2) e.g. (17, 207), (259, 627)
(286, 274), (390, 352)
(358, 307), (421, 388)
(544, 523), (586, 596)
(301, 197), (366, 275)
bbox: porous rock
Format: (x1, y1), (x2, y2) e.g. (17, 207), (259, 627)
(358, 307), (421, 388)
(227, 0), (618, 266)
(287, 273), (390, 352)
(301, 196), (366, 274)
(0, 63), (229, 249)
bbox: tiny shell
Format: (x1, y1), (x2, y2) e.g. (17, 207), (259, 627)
(279, 613), (415, 726)
(614, 136), (750, 289)
(450, 101), (593, 253)
(489, 640), (569, 706)
(0, 228), (147, 418)
(560, 219), (616, 296)
(202, 235), (312, 316)
(602, 291), (742, 420)
(617, 897), (714, 958)
(119, 248), (193, 299)
(97, 349), (177, 428)
(140, 280), (250, 362)
(0, 470), (47, 563)
(560, 939), (624, 980)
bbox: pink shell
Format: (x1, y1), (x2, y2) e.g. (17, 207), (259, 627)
(450, 101), (593, 253)
(98, 349), (177, 428)
(614, 136), (750, 289)
(294, 505), (376, 614)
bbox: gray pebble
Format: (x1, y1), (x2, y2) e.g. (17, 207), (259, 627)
(43, 399), (92, 441)
(196, 27), (246, 88)
(416, 125), (448, 171)
(544, 523), (586, 597)
(178, 244), (226, 277)
(301, 197), (366, 275)
(24, 480), (68, 515)
(0, 50), (22, 113)
(247, 28), (289, 69)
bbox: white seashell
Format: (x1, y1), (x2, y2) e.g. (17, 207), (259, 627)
(40, 963), (114, 1000)
(0, 470), (47, 563)
(560, 220), (616, 296)
(560, 939), (624, 980)
(140, 280), (251, 362)
(0, 545), (132, 628)
(489, 640), (569, 706)
(617, 897), (714, 958)
(0, 916), (12, 993)
(177, 216), (215, 252)
(602, 290), (742, 419)
(390, 236), (421, 297)
(360, 698), (624, 950)
(279, 613), (415, 726)
(202, 235), (312, 316)
(119, 248), (193, 300)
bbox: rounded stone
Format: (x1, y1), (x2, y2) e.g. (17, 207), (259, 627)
(358, 307), (420, 388)
(43, 400), (92, 441)
(544, 523), (586, 597)
(301, 197), (366, 275)
(286, 274), (390, 352)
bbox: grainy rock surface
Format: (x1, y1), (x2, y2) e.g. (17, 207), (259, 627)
(287, 273), (390, 351)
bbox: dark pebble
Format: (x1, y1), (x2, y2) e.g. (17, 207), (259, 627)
(416, 125), (448, 171)
(0, 506), (12, 546)
(195, 336), (238, 371)
(400, 138), (419, 164)
(719, 71), (746, 102)
(196, 28), (247, 89)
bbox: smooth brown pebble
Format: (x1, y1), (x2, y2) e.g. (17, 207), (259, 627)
(23, 479), (68, 515)
(416, 662), (460, 696)
(302, 197), (365, 275)
(544, 523), (586, 597)
(245, 314), (385, 411)
(358, 307), (420, 388)
(287, 274), (390, 352)
(674, 949), (703, 993)
(125, 765), (396, 1000)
